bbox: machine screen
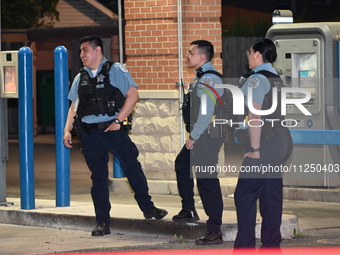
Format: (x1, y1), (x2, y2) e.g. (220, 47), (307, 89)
(299, 70), (316, 96)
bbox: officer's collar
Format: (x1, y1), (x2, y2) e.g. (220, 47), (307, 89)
(253, 63), (272, 73)
(195, 62), (212, 78)
(196, 67), (204, 78)
(84, 57), (108, 77)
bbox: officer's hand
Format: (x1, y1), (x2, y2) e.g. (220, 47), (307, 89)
(185, 138), (195, 150)
(105, 122), (121, 132)
(63, 132), (73, 148)
(244, 151), (260, 159)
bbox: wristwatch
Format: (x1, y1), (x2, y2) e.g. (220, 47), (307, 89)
(249, 147), (260, 153)
(113, 118), (122, 124)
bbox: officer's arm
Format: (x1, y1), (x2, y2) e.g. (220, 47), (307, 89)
(63, 102), (77, 148)
(105, 86), (139, 132)
(186, 89), (215, 150)
(246, 101), (262, 159)
(116, 86), (139, 122)
(190, 83), (216, 140)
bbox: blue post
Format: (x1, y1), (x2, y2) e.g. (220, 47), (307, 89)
(54, 46), (70, 207)
(18, 47), (35, 209)
(113, 156), (125, 178)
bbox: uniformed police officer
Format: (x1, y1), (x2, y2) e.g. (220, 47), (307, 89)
(233, 38), (293, 248)
(173, 40), (225, 245)
(63, 35), (168, 236)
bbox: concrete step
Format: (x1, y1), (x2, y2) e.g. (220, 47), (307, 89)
(0, 197), (298, 242)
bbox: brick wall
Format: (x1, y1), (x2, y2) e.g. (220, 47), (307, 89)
(125, 0), (222, 90)
(124, 1), (223, 178)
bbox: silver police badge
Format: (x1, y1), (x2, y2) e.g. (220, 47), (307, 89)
(97, 73), (105, 83)
(248, 78), (260, 88)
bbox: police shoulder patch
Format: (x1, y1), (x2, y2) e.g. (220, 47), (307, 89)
(119, 64), (129, 73)
(201, 76), (213, 86)
(248, 78), (260, 88)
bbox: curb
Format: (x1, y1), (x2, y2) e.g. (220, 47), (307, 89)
(283, 187), (340, 202)
(0, 209), (206, 239)
(0, 209), (298, 242)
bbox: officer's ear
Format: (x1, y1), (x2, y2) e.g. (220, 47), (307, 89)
(254, 50), (262, 61)
(199, 53), (206, 62)
(95, 46), (102, 55)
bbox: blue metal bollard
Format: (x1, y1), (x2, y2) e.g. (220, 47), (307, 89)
(113, 156), (125, 178)
(18, 47), (35, 209)
(54, 46), (70, 207)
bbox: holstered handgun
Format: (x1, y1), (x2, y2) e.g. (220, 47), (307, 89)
(73, 115), (91, 148)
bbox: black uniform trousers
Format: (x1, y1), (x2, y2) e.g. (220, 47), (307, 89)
(175, 130), (224, 233)
(234, 126), (293, 248)
(81, 126), (153, 227)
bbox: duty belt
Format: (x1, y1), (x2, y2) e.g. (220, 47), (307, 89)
(83, 121), (113, 130)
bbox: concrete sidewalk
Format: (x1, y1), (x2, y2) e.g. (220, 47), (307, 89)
(2, 135), (340, 254)
(0, 192), (295, 255)
(2, 189), (340, 255)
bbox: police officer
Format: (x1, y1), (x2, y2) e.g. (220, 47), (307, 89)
(173, 40), (224, 245)
(63, 35), (167, 236)
(233, 38), (293, 248)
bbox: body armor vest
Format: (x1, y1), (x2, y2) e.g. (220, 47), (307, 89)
(235, 70), (285, 143)
(181, 70), (223, 132)
(77, 61), (126, 118)
(246, 70), (284, 121)
(188, 77), (201, 126)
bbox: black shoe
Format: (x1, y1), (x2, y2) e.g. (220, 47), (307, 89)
(143, 206), (168, 220)
(172, 209), (199, 222)
(195, 231), (223, 245)
(91, 223), (110, 236)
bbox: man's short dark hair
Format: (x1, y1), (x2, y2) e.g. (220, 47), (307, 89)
(190, 40), (214, 62)
(79, 35), (104, 55)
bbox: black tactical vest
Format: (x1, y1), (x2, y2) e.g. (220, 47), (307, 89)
(77, 61), (126, 118)
(239, 70), (284, 141)
(181, 69), (223, 132)
(252, 70), (284, 121)
(188, 75), (201, 127)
